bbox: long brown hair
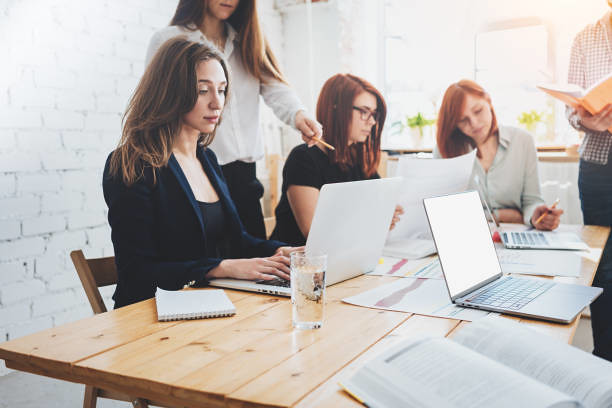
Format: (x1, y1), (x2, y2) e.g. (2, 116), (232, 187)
(170, 0), (286, 84)
(436, 79), (498, 158)
(316, 74), (386, 178)
(108, 37), (230, 186)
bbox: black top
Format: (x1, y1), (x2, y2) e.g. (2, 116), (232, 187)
(197, 200), (227, 257)
(271, 144), (379, 246)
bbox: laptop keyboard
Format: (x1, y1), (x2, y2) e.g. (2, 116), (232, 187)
(464, 277), (554, 311)
(256, 278), (291, 288)
(508, 231), (550, 246)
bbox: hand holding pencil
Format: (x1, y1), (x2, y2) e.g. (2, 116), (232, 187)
(531, 198), (563, 231)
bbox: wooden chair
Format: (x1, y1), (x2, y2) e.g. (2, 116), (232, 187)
(70, 250), (151, 408)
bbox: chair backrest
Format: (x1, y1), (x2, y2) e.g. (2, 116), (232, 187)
(70, 250), (117, 314)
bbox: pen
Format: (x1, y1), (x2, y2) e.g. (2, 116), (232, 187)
(534, 198), (560, 225)
(312, 137), (335, 151)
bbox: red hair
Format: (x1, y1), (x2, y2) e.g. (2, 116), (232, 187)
(436, 79), (498, 158)
(316, 74), (386, 177)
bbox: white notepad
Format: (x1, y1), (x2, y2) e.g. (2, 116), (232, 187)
(155, 289), (236, 321)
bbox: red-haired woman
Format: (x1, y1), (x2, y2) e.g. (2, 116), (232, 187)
(435, 79), (562, 230)
(145, 0), (321, 240)
(271, 74), (403, 246)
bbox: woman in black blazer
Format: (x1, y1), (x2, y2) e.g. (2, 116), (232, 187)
(103, 38), (297, 308)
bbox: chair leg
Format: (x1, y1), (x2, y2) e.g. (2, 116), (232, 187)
(83, 385), (97, 408)
(132, 398), (149, 408)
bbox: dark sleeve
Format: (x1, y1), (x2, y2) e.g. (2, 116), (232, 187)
(204, 149), (286, 257)
(103, 158), (222, 291)
(283, 146), (323, 189)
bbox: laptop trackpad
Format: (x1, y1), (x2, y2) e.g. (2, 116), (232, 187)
(520, 284), (598, 322)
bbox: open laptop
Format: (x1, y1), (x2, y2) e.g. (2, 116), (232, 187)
(483, 199), (588, 250)
(423, 190), (601, 323)
(474, 177), (587, 251)
(209, 177), (403, 296)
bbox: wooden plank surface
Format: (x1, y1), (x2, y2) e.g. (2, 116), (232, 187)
(0, 225), (607, 408)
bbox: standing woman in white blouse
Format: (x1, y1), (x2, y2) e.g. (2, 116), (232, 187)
(145, 0), (321, 239)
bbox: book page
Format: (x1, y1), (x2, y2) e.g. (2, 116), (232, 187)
(454, 317), (612, 408)
(342, 337), (578, 408)
(584, 72), (612, 114)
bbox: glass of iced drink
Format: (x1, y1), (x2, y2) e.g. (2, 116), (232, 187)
(290, 251), (327, 329)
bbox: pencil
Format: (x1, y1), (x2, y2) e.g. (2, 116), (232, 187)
(534, 198), (560, 225)
(312, 137), (335, 151)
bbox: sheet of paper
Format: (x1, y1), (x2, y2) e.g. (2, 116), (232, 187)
(343, 277), (490, 321)
(417, 251), (581, 278)
(368, 256), (442, 278)
(495, 247), (581, 277)
(387, 150), (476, 242)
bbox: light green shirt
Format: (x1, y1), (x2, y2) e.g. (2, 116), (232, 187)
(434, 126), (544, 225)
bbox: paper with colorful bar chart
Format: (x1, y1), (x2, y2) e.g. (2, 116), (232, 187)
(368, 256), (443, 279)
(343, 277), (491, 321)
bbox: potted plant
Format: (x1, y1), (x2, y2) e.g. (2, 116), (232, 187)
(517, 110), (543, 133)
(391, 112), (436, 148)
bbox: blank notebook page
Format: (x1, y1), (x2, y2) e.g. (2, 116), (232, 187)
(155, 288), (236, 321)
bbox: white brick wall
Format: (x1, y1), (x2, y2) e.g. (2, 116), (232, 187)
(0, 0), (289, 377)
(0, 0), (179, 363)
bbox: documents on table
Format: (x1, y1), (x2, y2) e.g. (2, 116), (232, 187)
(368, 256), (442, 278)
(496, 247), (581, 277)
(340, 316), (612, 408)
(411, 249), (582, 278)
(343, 277), (490, 321)
(385, 150), (476, 250)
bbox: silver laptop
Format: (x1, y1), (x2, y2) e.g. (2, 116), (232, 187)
(475, 177), (587, 251)
(209, 177), (403, 296)
(423, 190), (601, 323)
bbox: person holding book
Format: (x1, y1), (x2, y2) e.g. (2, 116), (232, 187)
(104, 38), (299, 308)
(434, 79), (562, 230)
(144, 0), (321, 240)
(270, 73), (403, 246)
(567, 3), (612, 361)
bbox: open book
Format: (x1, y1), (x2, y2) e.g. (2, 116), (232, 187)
(537, 73), (612, 132)
(340, 317), (612, 408)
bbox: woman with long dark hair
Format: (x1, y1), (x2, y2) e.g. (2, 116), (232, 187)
(145, 0), (321, 239)
(271, 73), (402, 246)
(435, 79), (562, 230)
(105, 38), (298, 308)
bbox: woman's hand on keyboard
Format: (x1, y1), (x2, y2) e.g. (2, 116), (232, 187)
(208, 256), (291, 281)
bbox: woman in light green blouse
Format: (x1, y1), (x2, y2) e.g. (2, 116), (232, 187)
(434, 79), (563, 230)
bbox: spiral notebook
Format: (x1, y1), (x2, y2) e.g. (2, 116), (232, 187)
(155, 289), (236, 321)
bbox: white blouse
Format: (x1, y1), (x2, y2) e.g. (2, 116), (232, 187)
(145, 24), (305, 165)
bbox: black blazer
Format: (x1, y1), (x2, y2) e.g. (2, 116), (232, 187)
(103, 146), (284, 308)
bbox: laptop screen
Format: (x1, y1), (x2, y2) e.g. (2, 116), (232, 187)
(423, 191), (502, 299)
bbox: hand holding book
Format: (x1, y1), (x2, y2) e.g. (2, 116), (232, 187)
(575, 103), (612, 133)
(537, 72), (612, 133)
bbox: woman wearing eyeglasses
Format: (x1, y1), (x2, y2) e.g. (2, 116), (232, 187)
(270, 73), (403, 246)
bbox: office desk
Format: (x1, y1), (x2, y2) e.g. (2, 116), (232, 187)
(0, 225), (608, 408)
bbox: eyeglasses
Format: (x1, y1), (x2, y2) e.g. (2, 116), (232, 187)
(353, 106), (379, 123)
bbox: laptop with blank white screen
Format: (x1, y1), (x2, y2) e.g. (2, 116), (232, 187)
(209, 177), (403, 296)
(423, 190), (601, 323)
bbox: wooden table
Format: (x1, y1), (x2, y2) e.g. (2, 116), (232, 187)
(0, 225), (608, 408)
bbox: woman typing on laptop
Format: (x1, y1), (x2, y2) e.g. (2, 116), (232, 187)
(434, 79), (563, 231)
(103, 38), (298, 308)
(271, 74), (403, 246)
